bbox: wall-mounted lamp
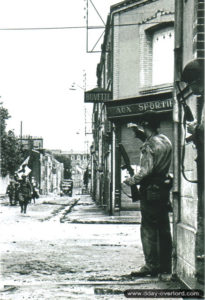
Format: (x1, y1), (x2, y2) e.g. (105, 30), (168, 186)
(69, 82), (85, 91)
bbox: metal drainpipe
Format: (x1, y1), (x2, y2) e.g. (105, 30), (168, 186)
(111, 125), (116, 215)
(110, 7), (120, 215)
(108, 12), (114, 215)
(172, 0), (183, 278)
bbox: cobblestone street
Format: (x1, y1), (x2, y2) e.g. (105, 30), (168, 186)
(0, 190), (181, 299)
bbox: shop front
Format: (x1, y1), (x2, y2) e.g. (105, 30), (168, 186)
(105, 91), (174, 214)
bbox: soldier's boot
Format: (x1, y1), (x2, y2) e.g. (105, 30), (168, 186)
(131, 265), (159, 277)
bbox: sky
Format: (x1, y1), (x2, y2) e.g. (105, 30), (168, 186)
(0, 0), (119, 152)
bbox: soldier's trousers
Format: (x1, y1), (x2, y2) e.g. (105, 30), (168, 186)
(18, 194), (29, 213)
(140, 188), (172, 273)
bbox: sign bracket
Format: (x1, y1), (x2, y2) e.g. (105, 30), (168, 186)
(86, 0), (106, 53)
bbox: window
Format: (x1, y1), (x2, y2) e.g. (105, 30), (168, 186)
(152, 27), (174, 85)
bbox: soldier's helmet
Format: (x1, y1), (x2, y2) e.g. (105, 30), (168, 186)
(138, 110), (161, 130)
(182, 58), (204, 84)
(181, 58), (204, 95)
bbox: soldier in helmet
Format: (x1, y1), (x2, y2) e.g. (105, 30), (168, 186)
(18, 174), (32, 214)
(124, 111), (173, 276)
(6, 179), (16, 206)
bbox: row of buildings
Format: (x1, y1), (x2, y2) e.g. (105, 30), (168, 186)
(50, 149), (90, 188)
(0, 136), (90, 195)
(23, 142), (90, 193)
(26, 149), (64, 195)
(86, 0), (204, 292)
(0, 136), (65, 195)
(14, 136), (64, 195)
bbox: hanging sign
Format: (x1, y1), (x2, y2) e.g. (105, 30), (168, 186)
(84, 88), (112, 103)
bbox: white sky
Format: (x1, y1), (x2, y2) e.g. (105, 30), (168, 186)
(0, 0), (119, 151)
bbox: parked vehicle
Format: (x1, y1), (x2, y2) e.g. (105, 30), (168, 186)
(60, 179), (73, 197)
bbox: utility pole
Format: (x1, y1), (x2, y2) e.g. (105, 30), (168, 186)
(0, 118), (1, 176)
(20, 121), (23, 146)
(0, 96), (2, 176)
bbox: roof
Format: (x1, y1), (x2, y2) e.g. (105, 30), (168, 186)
(50, 150), (89, 155)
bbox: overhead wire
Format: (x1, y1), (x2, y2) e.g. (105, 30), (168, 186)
(0, 21), (172, 31)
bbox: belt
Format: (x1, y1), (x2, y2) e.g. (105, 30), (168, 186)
(140, 175), (167, 187)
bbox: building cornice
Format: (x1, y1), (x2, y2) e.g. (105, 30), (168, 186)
(110, 0), (158, 15)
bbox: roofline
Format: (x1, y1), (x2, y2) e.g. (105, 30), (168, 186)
(110, 0), (158, 14)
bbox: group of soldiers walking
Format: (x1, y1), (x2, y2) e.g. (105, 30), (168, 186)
(6, 174), (39, 213)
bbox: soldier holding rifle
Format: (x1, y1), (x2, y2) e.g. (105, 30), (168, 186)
(124, 111), (173, 277)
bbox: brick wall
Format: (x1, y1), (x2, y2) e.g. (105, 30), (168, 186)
(173, 0), (204, 289)
(112, 0), (174, 99)
(193, 0), (205, 58)
(139, 29), (152, 87)
(113, 14), (120, 100)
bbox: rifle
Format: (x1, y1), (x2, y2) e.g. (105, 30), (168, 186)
(119, 143), (140, 202)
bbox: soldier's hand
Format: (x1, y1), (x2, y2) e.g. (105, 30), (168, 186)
(187, 120), (197, 134)
(123, 177), (136, 186)
(123, 179), (131, 186)
(127, 123), (139, 129)
(127, 123), (143, 131)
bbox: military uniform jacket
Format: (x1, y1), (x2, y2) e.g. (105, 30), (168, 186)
(125, 133), (172, 186)
(18, 181), (32, 198)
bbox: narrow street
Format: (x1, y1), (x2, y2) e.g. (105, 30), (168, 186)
(0, 190), (181, 299)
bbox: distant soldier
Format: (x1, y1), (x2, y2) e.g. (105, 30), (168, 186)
(83, 168), (89, 190)
(31, 177), (39, 204)
(6, 180), (16, 206)
(18, 175), (32, 213)
(14, 173), (20, 205)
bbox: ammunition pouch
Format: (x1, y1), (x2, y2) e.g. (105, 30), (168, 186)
(146, 184), (161, 202)
(141, 174), (173, 191)
(140, 175), (173, 212)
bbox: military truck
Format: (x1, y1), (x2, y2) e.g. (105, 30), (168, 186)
(60, 179), (73, 197)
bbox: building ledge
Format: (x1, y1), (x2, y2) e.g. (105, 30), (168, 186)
(139, 83), (173, 95)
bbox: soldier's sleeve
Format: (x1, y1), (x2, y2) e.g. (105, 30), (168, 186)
(124, 144), (154, 186)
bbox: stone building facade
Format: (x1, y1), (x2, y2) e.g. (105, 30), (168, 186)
(173, 0), (204, 291)
(28, 150), (64, 195)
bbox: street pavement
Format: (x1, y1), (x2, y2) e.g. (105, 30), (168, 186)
(0, 190), (183, 299)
